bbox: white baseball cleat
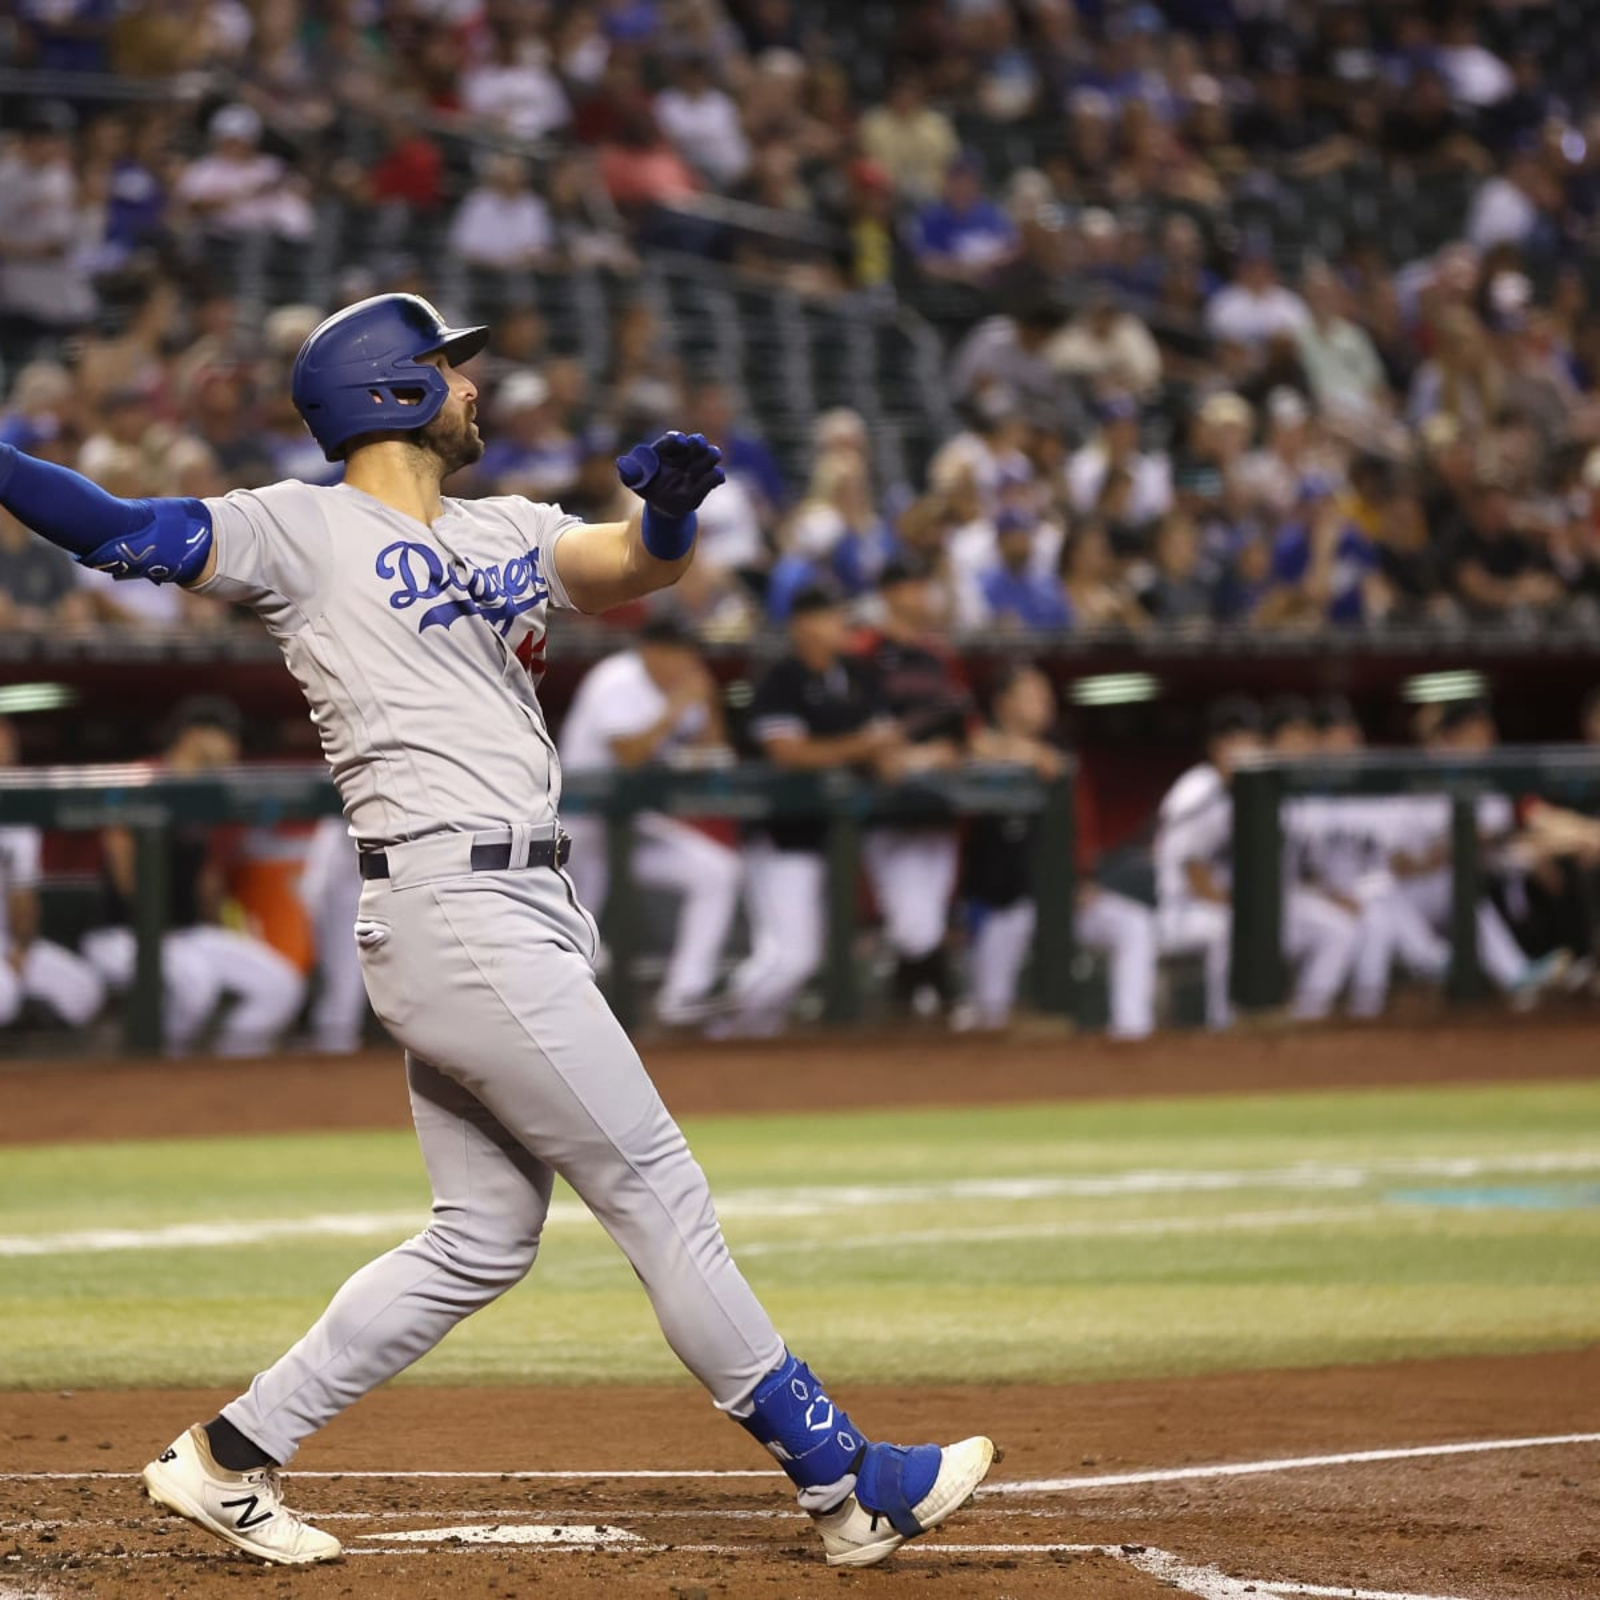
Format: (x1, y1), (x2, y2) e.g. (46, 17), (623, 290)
(141, 1424), (342, 1565)
(812, 1435), (1000, 1569)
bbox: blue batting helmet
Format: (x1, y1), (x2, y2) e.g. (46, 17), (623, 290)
(291, 293), (490, 461)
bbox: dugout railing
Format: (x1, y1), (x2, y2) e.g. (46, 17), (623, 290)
(1229, 747), (1600, 1012)
(0, 762), (1076, 1054)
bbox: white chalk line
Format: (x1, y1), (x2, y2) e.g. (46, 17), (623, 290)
(4, 1148), (1596, 1257)
(0, 1535), (1488, 1600)
(1120, 1546), (1480, 1600)
(982, 1430), (1600, 1494)
(5, 1431), (1594, 1490)
(342, 1544), (1493, 1598)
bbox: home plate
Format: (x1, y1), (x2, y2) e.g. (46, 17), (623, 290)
(369, 1523), (643, 1547)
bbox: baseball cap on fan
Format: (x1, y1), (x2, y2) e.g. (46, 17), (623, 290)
(498, 372), (551, 413)
(210, 103), (263, 146)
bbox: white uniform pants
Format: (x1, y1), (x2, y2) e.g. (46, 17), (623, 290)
(302, 818), (368, 1053)
(83, 924), (305, 1055)
(723, 841), (826, 1035)
(223, 858), (784, 1465)
(564, 813), (741, 1014)
(1347, 879), (1450, 1018)
(1399, 871), (1528, 990)
(1157, 891), (1361, 1027)
(862, 828), (959, 960)
(0, 939), (105, 1028)
(968, 889), (1156, 1037)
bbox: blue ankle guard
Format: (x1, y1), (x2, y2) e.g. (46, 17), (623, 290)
(736, 1353), (865, 1494)
(855, 1441), (943, 1536)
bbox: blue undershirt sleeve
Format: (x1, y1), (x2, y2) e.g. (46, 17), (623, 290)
(0, 443), (213, 585)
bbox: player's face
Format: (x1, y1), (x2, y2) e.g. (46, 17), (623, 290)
(1272, 720), (1318, 757)
(1000, 670), (1054, 736)
(792, 607), (846, 660)
(1211, 729), (1262, 778)
(416, 353), (483, 475)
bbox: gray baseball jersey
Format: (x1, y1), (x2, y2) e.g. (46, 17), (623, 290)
(201, 477), (786, 1466)
(196, 479), (578, 845)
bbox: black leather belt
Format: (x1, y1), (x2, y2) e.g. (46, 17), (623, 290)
(358, 835), (572, 882)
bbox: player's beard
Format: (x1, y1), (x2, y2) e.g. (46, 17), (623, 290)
(420, 403), (484, 477)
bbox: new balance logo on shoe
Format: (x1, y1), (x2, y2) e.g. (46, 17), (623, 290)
(221, 1494), (274, 1531)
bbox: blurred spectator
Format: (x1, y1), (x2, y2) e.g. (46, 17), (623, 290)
(1205, 246), (1310, 353)
(0, 505), (93, 631)
(1381, 61), (1487, 174)
(100, 111), (176, 267)
(339, 108), (446, 215)
(948, 300), (1084, 431)
(1236, 388), (1337, 521)
(478, 372), (579, 500)
(1443, 477), (1564, 616)
(654, 55), (750, 189)
(1269, 478), (1389, 627)
(1466, 143), (1560, 254)
(1066, 395), (1171, 524)
(912, 156), (1019, 287)
(598, 107), (701, 214)
(978, 510), (1069, 631)
(836, 155), (901, 295)
(174, 104), (313, 243)
(687, 381), (785, 513)
(770, 452), (891, 618)
(1059, 519), (1149, 631)
(1295, 263), (1391, 428)
(1141, 511), (1215, 626)
(449, 153), (555, 271)
(558, 426), (636, 524)
(1046, 287), (1163, 402)
(76, 279), (180, 412)
(17, 0), (116, 73)
(1406, 306), (1503, 433)
(859, 70), (959, 203)
(460, 7), (571, 142)
(0, 101), (98, 367)
(0, 361), (75, 452)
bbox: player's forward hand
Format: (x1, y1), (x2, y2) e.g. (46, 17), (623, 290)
(616, 432), (726, 517)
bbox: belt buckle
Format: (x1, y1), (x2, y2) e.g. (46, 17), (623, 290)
(555, 828), (571, 867)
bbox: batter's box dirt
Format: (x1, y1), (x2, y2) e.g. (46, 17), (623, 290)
(1, 1351), (1596, 1599)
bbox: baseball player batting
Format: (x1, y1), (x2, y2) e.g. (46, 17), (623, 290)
(0, 293), (997, 1569)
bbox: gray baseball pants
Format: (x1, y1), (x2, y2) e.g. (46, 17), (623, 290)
(224, 830), (785, 1463)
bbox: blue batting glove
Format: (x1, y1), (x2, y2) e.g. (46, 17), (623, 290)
(616, 431), (726, 517)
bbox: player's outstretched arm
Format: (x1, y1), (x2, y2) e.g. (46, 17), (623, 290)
(0, 442), (217, 588)
(552, 431), (724, 613)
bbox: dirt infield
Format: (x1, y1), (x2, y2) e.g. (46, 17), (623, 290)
(1, 1351), (1596, 1599)
(3, 1026), (1597, 1596)
(5, 1014), (1600, 1145)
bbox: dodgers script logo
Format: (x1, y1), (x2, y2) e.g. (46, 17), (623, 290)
(376, 540), (548, 635)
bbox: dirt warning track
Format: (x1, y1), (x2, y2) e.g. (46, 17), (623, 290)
(5, 1015), (1600, 1146)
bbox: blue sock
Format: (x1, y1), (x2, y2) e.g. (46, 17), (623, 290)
(734, 1353), (866, 1507)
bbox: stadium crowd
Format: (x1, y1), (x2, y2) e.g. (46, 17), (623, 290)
(4, 1), (1600, 639)
(5, 1), (1600, 1048)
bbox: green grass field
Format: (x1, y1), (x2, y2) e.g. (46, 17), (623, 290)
(2, 1081), (1598, 1390)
